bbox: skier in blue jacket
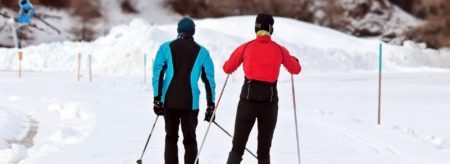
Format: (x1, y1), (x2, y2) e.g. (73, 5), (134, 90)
(152, 17), (216, 164)
(18, 0), (35, 24)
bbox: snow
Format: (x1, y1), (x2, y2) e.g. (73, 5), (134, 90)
(0, 71), (449, 164)
(0, 106), (29, 163)
(0, 16), (449, 163)
(0, 16), (449, 76)
(0, 107), (28, 148)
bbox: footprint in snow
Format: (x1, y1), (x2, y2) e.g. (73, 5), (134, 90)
(345, 115), (364, 123)
(48, 103), (90, 120)
(108, 82), (117, 88)
(389, 123), (401, 130)
(315, 110), (334, 116)
(424, 135), (446, 149)
(390, 123), (446, 149)
(389, 123), (417, 137)
(49, 127), (83, 144)
(403, 128), (418, 137)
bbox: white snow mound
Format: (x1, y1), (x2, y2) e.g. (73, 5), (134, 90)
(0, 16), (449, 75)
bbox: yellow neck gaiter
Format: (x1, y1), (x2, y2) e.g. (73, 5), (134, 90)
(256, 30), (271, 36)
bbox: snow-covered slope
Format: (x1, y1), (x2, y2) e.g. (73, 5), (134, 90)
(0, 16), (449, 77)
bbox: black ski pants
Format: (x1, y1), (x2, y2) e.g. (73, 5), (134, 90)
(164, 107), (199, 164)
(228, 99), (278, 163)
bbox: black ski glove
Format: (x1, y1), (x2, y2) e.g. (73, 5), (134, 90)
(153, 97), (164, 116)
(204, 103), (216, 122)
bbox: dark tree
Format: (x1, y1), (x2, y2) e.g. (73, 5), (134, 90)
(71, 0), (102, 41)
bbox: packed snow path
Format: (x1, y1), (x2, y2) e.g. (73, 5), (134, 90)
(1, 71), (449, 164)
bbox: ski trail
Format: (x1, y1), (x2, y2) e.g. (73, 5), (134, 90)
(302, 115), (419, 163)
(304, 117), (384, 154)
(6, 117), (38, 149)
(390, 123), (448, 150)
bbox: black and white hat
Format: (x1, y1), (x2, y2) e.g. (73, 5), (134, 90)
(255, 14), (274, 34)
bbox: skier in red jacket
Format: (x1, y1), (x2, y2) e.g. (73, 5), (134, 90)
(223, 14), (301, 164)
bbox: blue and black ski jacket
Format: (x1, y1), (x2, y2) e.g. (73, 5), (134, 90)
(152, 36), (216, 110)
(18, 0), (35, 24)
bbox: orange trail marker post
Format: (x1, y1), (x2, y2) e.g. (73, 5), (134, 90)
(18, 51), (23, 78)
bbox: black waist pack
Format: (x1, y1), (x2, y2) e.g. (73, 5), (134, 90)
(240, 78), (278, 103)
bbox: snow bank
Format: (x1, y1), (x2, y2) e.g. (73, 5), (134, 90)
(1, 91), (94, 163)
(0, 107), (27, 149)
(0, 16), (449, 76)
(0, 144), (28, 164)
(0, 107), (29, 164)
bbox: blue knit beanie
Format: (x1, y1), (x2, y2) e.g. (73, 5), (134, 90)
(177, 17), (195, 36)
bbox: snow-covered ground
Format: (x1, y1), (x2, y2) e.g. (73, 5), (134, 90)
(0, 16), (449, 163)
(0, 71), (449, 164)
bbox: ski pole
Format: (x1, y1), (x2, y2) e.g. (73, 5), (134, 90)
(213, 121), (257, 159)
(291, 75), (301, 164)
(136, 116), (160, 164)
(34, 15), (61, 34)
(0, 11), (12, 19)
(195, 75), (230, 163)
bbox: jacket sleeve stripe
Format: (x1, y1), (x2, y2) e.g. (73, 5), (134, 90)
(152, 43), (169, 98)
(201, 49), (216, 105)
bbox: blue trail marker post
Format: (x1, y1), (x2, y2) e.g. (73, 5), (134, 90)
(378, 43), (383, 125)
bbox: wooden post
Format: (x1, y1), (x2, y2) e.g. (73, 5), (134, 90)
(144, 54), (147, 83)
(18, 51), (23, 78)
(77, 53), (81, 81)
(377, 43), (383, 125)
(89, 55), (92, 82)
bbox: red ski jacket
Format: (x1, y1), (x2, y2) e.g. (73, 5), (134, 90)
(223, 36), (301, 83)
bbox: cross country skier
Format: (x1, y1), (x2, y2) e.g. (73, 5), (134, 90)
(18, 0), (35, 24)
(223, 14), (301, 164)
(152, 17), (216, 164)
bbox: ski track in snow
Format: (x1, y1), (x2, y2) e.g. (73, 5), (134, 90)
(300, 110), (431, 164)
(389, 123), (448, 150)
(0, 84), (94, 164)
(304, 116), (405, 159)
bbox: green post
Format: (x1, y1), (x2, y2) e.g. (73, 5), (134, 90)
(377, 43), (382, 125)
